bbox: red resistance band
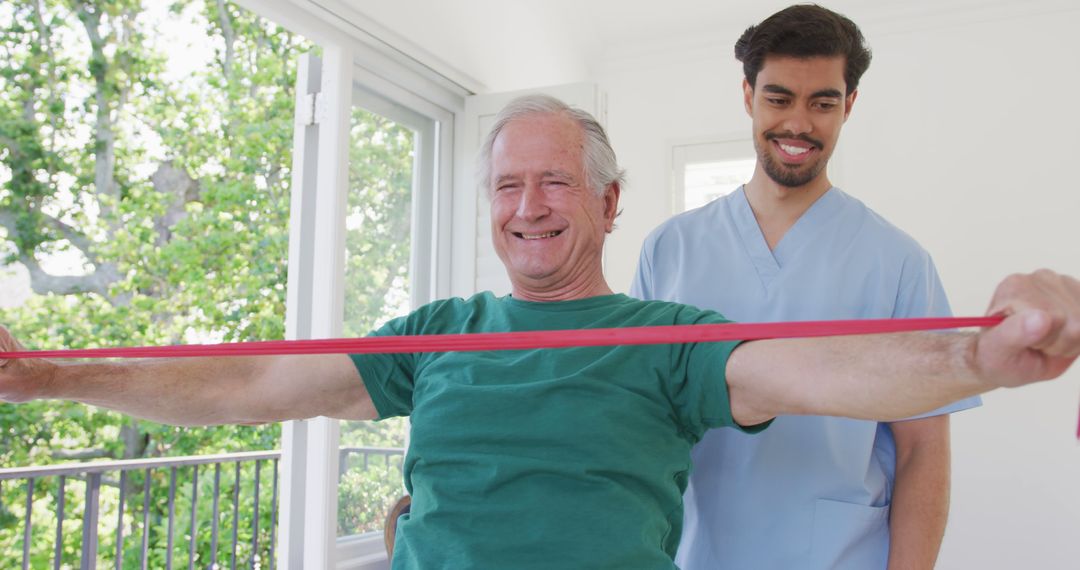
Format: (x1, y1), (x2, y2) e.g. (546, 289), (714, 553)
(4, 314), (1078, 439)
(0, 316), (1001, 359)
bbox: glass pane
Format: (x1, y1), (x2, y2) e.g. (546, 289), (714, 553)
(338, 106), (415, 537)
(683, 158), (756, 212)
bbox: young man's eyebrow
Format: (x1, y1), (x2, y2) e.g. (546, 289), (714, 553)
(811, 88), (844, 99)
(761, 84), (844, 99)
(761, 84), (795, 96)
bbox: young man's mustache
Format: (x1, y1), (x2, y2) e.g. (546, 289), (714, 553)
(764, 132), (824, 149)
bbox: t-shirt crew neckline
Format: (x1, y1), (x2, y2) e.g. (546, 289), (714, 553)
(502, 293), (630, 312)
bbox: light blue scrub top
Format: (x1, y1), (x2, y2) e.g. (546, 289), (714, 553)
(631, 187), (980, 570)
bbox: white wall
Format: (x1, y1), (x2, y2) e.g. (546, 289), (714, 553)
(598, 7), (1080, 569)
(317, 0), (592, 92)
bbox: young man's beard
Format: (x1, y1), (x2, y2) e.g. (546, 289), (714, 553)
(755, 137), (829, 188)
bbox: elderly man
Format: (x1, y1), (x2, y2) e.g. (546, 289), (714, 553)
(2, 95), (1079, 569)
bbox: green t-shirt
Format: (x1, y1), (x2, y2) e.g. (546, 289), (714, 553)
(351, 292), (757, 569)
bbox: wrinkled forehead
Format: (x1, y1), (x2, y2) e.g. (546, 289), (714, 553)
(491, 114), (587, 176)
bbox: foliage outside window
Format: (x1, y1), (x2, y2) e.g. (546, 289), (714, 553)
(0, 0), (410, 564)
(338, 105), (415, 537)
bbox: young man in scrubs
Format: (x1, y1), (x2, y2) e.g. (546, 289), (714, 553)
(632, 5), (972, 569)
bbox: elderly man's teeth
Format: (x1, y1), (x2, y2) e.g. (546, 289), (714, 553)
(522, 231), (560, 240)
(779, 143), (810, 155)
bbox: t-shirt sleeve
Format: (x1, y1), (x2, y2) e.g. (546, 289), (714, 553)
(894, 250), (981, 418)
(349, 316), (417, 420)
(666, 308), (770, 440)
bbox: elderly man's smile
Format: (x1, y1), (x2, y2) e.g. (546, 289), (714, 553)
(513, 230), (564, 240)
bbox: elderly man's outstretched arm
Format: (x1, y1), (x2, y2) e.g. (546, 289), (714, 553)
(2, 270), (1079, 429)
(727, 270), (1080, 426)
(0, 346), (375, 425)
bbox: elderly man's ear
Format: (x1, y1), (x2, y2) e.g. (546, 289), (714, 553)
(604, 182), (622, 233)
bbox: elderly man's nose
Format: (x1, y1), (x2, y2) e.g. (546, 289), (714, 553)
(515, 185), (549, 219)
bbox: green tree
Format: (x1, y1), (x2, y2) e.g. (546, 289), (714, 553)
(0, 0), (412, 563)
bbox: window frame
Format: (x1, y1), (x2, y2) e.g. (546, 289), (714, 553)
(230, 1), (466, 567)
(670, 136), (755, 214)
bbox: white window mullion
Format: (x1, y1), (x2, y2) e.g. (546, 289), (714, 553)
(280, 50), (322, 570)
(305, 42), (354, 570)
(281, 44), (353, 569)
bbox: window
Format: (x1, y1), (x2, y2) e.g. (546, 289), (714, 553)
(279, 31), (460, 568)
(336, 88), (437, 539)
(0, 0), (463, 567)
(672, 140), (756, 213)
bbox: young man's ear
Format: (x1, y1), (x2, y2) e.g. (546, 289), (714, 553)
(743, 78), (754, 116)
(844, 89), (859, 121)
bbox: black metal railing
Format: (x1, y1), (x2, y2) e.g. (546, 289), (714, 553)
(337, 447), (404, 476)
(0, 447), (406, 569)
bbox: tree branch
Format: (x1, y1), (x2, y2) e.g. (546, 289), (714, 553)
(1, 204), (100, 265)
(19, 253), (114, 297)
(251, 28), (266, 99)
(0, 134), (22, 156)
(151, 160), (201, 245)
(74, 0), (119, 217)
(43, 216), (100, 264)
(31, 0), (62, 156)
(215, 0), (236, 83)
(0, 210), (119, 298)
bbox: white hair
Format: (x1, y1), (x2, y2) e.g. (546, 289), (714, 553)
(476, 94), (626, 196)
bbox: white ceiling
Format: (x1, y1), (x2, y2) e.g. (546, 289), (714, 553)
(315, 0), (1075, 92)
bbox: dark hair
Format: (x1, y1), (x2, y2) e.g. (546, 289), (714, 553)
(735, 4), (871, 94)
